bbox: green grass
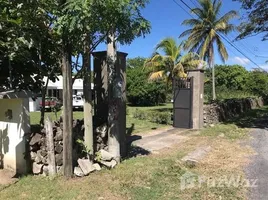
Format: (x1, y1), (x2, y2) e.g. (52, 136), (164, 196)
(0, 134), (247, 200)
(200, 124), (249, 140)
(30, 104), (173, 134)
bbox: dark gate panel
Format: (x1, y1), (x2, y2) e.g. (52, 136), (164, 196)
(173, 77), (193, 128)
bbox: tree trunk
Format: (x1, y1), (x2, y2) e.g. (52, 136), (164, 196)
(62, 46), (73, 177)
(209, 44), (216, 101)
(107, 32), (120, 162)
(82, 37), (94, 160)
(212, 62), (216, 100)
(40, 78), (50, 126)
(45, 117), (56, 176)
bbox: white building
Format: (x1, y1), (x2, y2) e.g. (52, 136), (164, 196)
(29, 76), (93, 112)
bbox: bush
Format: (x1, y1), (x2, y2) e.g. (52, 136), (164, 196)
(148, 111), (171, 124)
(132, 109), (147, 120)
(132, 109), (172, 125)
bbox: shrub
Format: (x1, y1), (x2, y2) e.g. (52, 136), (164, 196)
(132, 109), (172, 125)
(132, 109), (147, 120)
(148, 111), (172, 125)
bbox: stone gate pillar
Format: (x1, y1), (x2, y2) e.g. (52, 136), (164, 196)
(187, 69), (204, 129)
(93, 51), (128, 157)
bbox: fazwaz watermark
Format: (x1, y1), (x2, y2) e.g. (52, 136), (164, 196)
(180, 171), (258, 190)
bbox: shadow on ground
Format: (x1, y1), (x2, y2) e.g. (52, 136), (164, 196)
(225, 106), (268, 129)
(125, 145), (150, 159)
(125, 128), (150, 159)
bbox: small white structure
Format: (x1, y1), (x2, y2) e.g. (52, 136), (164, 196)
(0, 90), (32, 174)
(29, 76), (94, 112)
(44, 76), (85, 99)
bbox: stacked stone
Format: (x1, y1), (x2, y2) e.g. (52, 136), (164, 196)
(203, 97), (264, 126)
(28, 119), (84, 175)
(28, 119), (115, 176)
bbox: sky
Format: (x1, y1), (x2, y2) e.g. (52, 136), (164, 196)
(95, 0), (268, 71)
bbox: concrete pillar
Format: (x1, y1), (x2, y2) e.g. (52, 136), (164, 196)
(93, 51), (109, 125)
(187, 69), (204, 129)
(93, 51), (128, 157)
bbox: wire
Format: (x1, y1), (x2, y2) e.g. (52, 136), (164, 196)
(172, 0), (266, 71)
(189, 0), (199, 7)
(171, 0), (192, 18)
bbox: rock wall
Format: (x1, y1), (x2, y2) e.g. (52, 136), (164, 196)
(204, 97), (264, 126)
(27, 119), (109, 176)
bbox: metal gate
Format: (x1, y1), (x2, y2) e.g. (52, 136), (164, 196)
(173, 77), (193, 128)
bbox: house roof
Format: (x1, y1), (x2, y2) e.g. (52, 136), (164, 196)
(0, 90), (34, 99)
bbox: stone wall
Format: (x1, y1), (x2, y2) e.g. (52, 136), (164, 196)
(27, 119), (109, 176)
(204, 97), (264, 126)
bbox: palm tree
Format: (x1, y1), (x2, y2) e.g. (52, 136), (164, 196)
(144, 37), (204, 84)
(180, 0), (238, 100)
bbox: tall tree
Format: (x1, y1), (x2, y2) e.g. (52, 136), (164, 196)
(103, 0), (151, 161)
(234, 0), (268, 40)
(144, 37), (204, 84)
(180, 0), (238, 100)
(58, 0), (150, 165)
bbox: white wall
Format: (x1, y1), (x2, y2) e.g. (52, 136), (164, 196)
(0, 98), (30, 174)
(29, 97), (41, 112)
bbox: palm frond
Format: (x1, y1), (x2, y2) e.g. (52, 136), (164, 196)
(179, 29), (193, 38)
(216, 10), (238, 24)
(149, 70), (165, 81)
(199, 29), (216, 59)
(215, 35), (228, 63)
(155, 37), (177, 59)
(182, 18), (202, 26)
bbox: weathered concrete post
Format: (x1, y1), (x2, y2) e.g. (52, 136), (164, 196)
(187, 69), (204, 129)
(93, 51), (127, 158)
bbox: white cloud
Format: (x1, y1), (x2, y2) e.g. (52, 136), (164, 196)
(258, 64), (268, 70)
(232, 57), (250, 65)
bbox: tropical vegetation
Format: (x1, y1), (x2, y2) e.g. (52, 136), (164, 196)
(180, 0), (238, 100)
(127, 58), (167, 106)
(144, 37), (204, 84)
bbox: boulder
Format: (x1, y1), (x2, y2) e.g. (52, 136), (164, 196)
(32, 162), (43, 174)
(181, 146), (212, 168)
(100, 159), (117, 169)
(34, 151), (42, 164)
(29, 133), (42, 146)
(55, 143), (63, 154)
(74, 167), (84, 177)
(40, 149), (47, 157)
(30, 152), (37, 160)
(99, 149), (114, 161)
(78, 159), (95, 175)
(54, 130), (63, 141)
(55, 152), (63, 166)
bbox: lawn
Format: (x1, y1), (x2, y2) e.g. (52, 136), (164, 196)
(0, 122), (252, 200)
(30, 104), (173, 134)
